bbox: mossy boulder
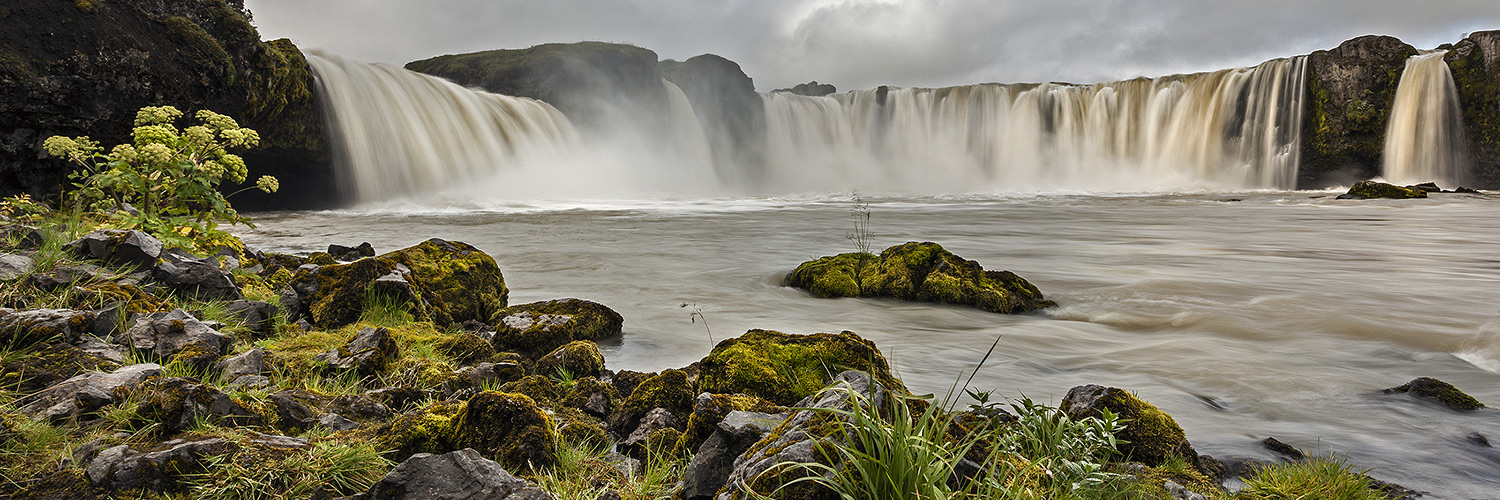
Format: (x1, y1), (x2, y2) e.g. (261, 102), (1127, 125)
(126, 377), (261, 434)
(289, 257), (402, 328)
(435, 333), (496, 366)
(696, 329), (907, 407)
(1384, 377), (1486, 410)
(491, 298), (623, 357)
(379, 239), (508, 325)
(498, 375), (564, 406)
(289, 239), (506, 328)
(1338, 180), (1429, 199)
(786, 242), (1055, 314)
(562, 376), (619, 418)
(1061, 385), (1200, 470)
(609, 369), (695, 436)
(451, 390), (557, 472)
(535, 340), (606, 379)
(0, 307), (96, 346)
(552, 406), (608, 448)
(0, 342), (112, 394)
(370, 399), (467, 462)
(316, 326), (400, 379)
(676, 392), (782, 457)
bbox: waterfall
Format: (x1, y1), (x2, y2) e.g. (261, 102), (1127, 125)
(306, 52), (579, 201)
(1383, 51), (1468, 187)
(761, 57), (1308, 191)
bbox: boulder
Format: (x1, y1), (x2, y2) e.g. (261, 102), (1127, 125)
(19, 363), (162, 420)
(491, 299), (623, 357)
(552, 406), (609, 448)
(620, 407), (680, 459)
(120, 309), (232, 371)
(436, 332), (497, 366)
(289, 239), (506, 328)
(289, 257), (406, 328)
(450, 391), (557, 472)
(676, 393), (782, 458)
(317, 326), (400, 378)
(678, 410), (786, 500)
(329, 393), (394, 421)
(786, 242), (1056, 314)
(0, 341), (112, 394)
(216, 347), (268, 381)
(152, 254), (243, 301)
(535, 340), (605, 379)
(497, 375), (564, 407)
(608, 369), (695, 436)
(267, 388), (328, 432)
(129, 377), (261, 433)
(329, 242), (375, 261)
(695, 330), (906, 406)
(0, 224), (44, 250)
(1383, 377), (1486, 410)
(65, 230), (162, 271)
(1061, 385), (1202, 470)
(562, 376), (618, 418)
(379, 238), (508, 325)
(225, 299), (278, 335)
(0, 307), (95, 345)
(85, 438), (233, 491)
(0, 252), (32, 279)
(1336, 180), (1429, 199)
(716, 371), (890, 500)
(27, 263), (107, 290)
(358, 448), (553, 500)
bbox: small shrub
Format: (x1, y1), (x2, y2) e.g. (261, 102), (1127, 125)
(1238, 456), (1385, 500)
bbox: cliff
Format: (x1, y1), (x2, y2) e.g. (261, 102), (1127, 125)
(1445, 31), (1500, 188)
(658, 54), (766, 181)
(0, 0), (334, 209)
(1298, 35), (1417, 188)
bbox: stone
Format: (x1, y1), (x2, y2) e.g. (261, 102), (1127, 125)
(491, 299), (623, 357)
(0, 224), (44, 250)
(217, 347), (268, 380)
(1300, 35), (1419, 188)
(608, 369), (695, 436)
(329, 242), (375, 261)
(450, 391), (557, 472)
(695, 329), (905, 407)
(153, 254), (243, 301)
(129, 377), (262, 433)
(621, 408), (680, 458)
(0, 341), (112, 394)
(27, 263), (106, 291)
(1061, 384), (1202, 471)
(18, 363), (162, 420)
(0, 252), (32, 279)
(329, 394), (393, 420)
(319, 413), (361, 431)
(317, 326), (400, 378)
(1337, 180), (1429, 199)
(1383, 377), (1486, 410)
(249, 432), (312, 449)
(120, 309), (232, 371)
(65, 229), (163, 271)
(676, 393), (782, 457)
(86, 438), (233, 491)
(378, 238), (508, 325)
(678, 410), (786, 500)
(225, 300), (278, 336)
(785, 241), (1055, 314)
(716, 371), (890, 500)
(1163, 480), (1207, 500)
(227, 374), (270, 389)
(1261, 437), (1305, 460)
(268, 389), (328, 432)
(436, 333), (497, 366)
(360, 448), (553, 500)
(535, 340), (606, 379)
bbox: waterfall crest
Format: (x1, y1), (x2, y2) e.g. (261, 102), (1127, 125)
(306, 52), (579, 201)
(761, 57), (1308, 191)
(1384, 51), (1468, 187)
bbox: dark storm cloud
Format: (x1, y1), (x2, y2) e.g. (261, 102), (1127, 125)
(243, 0), (1499, 91)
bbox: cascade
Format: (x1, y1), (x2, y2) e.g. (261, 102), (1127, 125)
(761, 57), (1308, 192)
(1383, 51), (1468, 187)
(306, 52), (579, 201)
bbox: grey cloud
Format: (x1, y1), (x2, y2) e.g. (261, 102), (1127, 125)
(243, 0), (1500, 92)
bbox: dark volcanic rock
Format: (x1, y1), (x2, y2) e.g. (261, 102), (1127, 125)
(86, 438), (233, 491)
(491, 298), (622, 357)
(289, 238), (506, 328)
(358, 448), (552, 500)
(224, 299), (277, 336)
(1445, 31), (1500, 189)
(129, 377), (262, 433)
(0, 307), (95, 345)
(153, 253), (243, 301)
(0, 0), (333, 209)
(678, 410), (785, 500)
(786, 241), (1055, 314)
(659, 54), (767, 178)
(19, 363), (162, 420)
(1300, 35), (1419, 188)
(1061, 384), (1205, 472)
(120, 309), (232, 371)
(66, 229), (162, 271)
(1384, 377), (1486, 410)
(1336, 180), (1429, 199)
(773, 81), (837, 97)
(317, 326), (400, 378)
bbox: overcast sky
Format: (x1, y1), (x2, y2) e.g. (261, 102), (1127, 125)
(242, 0), (1500, 92)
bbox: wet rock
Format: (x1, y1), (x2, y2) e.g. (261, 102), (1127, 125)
(0, 252), (32, 279)
(696, 329), (905, 406)
(1300, 36), (1418, 187)
(451, 391), (557, 472)
(1405, 182), (1443, 192)
(772, 81), (837, 97)
(678, 410), (785, 500)
(224, 300), (277, 336)
(153, 254), (243, 301)
(1467, 432), (1491, 447)
(1336, 180), (1429, 199)
(130, 377), (262, 433)
(0, 224), (44, 250)
(217, 347), (268, 380)
(358, 448), (552, 500)
(268, 389), (328, 432)
(328, 242), (375, 261)
(1384, 377), (1486, 410)
(19, 363), (161, 420)
(491, 298), (623, 357)
(86, 438), (233, 491)
(535, 340), (605, 379)
(1454, 186), (1483, 194)
(786, 241), (1055, 314)
(65, 229), (162, 271)
(1061, 384), (1203, 471)
(716, 371), (889, 500)
(1261, 437), (1305, 460)
(120, 309), (231, 371)
(317, 326), (400, 378)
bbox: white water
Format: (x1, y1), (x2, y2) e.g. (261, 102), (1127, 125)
(1384, 51), (1469, 187)
(761, 57), (1308, 192)
(306, 52), (579, 201)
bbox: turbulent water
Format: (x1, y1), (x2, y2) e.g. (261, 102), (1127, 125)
(1384, 51), (1469, 188)
(240, 192), (1500, 498)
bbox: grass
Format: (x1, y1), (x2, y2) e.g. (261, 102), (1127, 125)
(535, 434), (687, 500)
(182, 436), (393, 499)
(1237, 456), (1385, 500)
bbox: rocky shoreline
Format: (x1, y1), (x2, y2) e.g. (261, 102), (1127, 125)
(1, 216), (1492, 499)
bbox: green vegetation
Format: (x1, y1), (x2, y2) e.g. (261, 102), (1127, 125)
(1237, 457), (1386, 500)
(786, 241), (1056, 314)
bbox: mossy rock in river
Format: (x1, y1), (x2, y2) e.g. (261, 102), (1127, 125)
(1337, 180), (1429, 199)
(695, 329), (907, 407)
(490, 298), (623, 357)
(289, 239), (506, 328)
(1384, 377), (1486, 410)
(786, 242), (1055, 314)
(379, 239), (508, 326)
(1061, 385), (1201, 470)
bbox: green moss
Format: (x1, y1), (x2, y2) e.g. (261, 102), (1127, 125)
(0, 342), (111, 394)
(291, 257), (400, 328)
(381, 239), (507, 326)
(162, 16), (233, 80)
(696, 330), (905, 407)
(369, 399), (466, 462)
(1066, 387), (1196, 467)
(1344, 180), (1428, 199)
(307, 252), (336, 266)
(561, 376), (618, 416)
(499, 375), (564, 406)
(435, 332), (496, 366)
(611, 369), (694, 433)
(451, 390), (557, 472)
(536, 340), (605, 379)
(551, 406), (607, 448)
(675, 393), (781, 455)
(168, 340), (223, 372)
(73, 0), (98, 13)
(1385, 377), (1485, 410)
(786, 242), (1054, 314)
(490, 299), (623, 357)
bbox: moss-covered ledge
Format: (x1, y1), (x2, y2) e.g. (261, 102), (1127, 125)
(785, 241), (1055, 314)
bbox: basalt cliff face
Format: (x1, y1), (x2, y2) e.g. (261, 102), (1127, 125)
(1445, 31), (1500, 188)
(0, 0), (333, 209)
(1299, 35), (1418, 188)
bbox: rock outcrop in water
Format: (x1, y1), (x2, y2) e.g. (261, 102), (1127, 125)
(786, 241), (1056, 314)
(0, 0), (333, 209)
(1300, 36), (1419, 188)
(1336, 180), (1429, 199)
(1445, 31), (1500, 188)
